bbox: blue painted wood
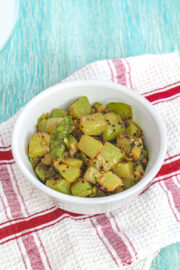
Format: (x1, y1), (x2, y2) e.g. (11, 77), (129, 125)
(0, 0), (179, 268)
(150, 243), (180, 270)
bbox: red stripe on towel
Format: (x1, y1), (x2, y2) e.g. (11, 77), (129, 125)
(22, 234), (46, 270)
(0, 163), (45, 269)
(144, 85), (180, 103)
(0, 208), (80, 241)
(164, 153), (180, 162)
(112, 59), (127, 85)
(9, 161), (52, 270)
(159, 181), (180, 223)
(156, 159), (180, 178)
(143, 81), (180, 95)
(107, 60), (114, 82)
(0, 214), (94, 245)
(0, 145), (11, 149)
(95, 214), (133, 265)
(123, 58), (133, 89)
(90, 218), (119, 267)
(140, 172), (180, 195)
(0, 207), (56, 227)
(110, 212), (138, 259)
(0, 149), (13, 161)
(164, 180), (180, 215)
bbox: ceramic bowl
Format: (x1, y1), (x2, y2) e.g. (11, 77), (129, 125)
(12, 81), (167, 214)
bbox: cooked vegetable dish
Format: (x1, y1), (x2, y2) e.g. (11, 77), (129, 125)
(28, 96), (148, 197)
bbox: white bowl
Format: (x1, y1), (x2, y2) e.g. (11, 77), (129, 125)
(12, 81), (167, 214)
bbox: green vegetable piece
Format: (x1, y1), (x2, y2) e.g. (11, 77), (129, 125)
(40, 112), (49, 119)
(92, 102), (102, 112)
(97, 172), (123, 192)
(126, 121), (142, 138)
(133, 163), (144, 181)
(91, 158), (101, 170)
(79, 152), (91, 166)
(97, 105), (106, 113)
(106, 102), (133, 120)
(84, 166), (101, 184)
(47, 168), (60, 180)
(116, 134), (133, 147)
(140, 147), (148, 169)
(123, 176), (135, 190)
(95, 189), (106, 197)
(71, 119), (82, 140)
(36, 118), (48, 133)
(117, 134), (143, 161)
(80, 152), (101, 170)
(71, 180), (92, 197)
(103, 112), (125, 142)
(89, 186), (97, 197)
(78, 135), (103, 159)
(53, 162), (81, 183)
(67, 135), (78, 156)
(54, 168), (63, 177)
(29, 157), (40, 168)
(35, 162), (48, 182)
(116, 134), (134, 155)
(46, 179), (71, 195)
(41, 153), (53, 166)
(113, 161), (134, 178)
(141, 148), (148, 159)
(36, 113), (49, 133)
(69, 96), (92, 118)
(131, 141), (143, 161)
(141, 158), (148, 169)
(29, 132), (50, 158)
(51, 108), (67, 118)
(111, 186), (124, 194)
(97, 142), (123, 171)
(80, 113), (106, 136)
(50, 116), (72, 160)
(47, 117), (64, 134)
(62, 157), (83, 168)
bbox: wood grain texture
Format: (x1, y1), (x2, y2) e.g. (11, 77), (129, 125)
(0, 0), (179, 268)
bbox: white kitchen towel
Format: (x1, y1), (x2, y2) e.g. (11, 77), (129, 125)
(0, 53), (180, 270)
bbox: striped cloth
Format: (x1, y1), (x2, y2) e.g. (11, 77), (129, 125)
(0, 53), (180, 270)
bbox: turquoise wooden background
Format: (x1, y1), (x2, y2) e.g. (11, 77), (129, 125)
(0, 0), (179, 268)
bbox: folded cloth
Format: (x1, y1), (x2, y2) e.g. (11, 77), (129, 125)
(0, 53), (180, 270)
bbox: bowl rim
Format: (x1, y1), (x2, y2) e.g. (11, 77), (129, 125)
(12, 80), (167, 205)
